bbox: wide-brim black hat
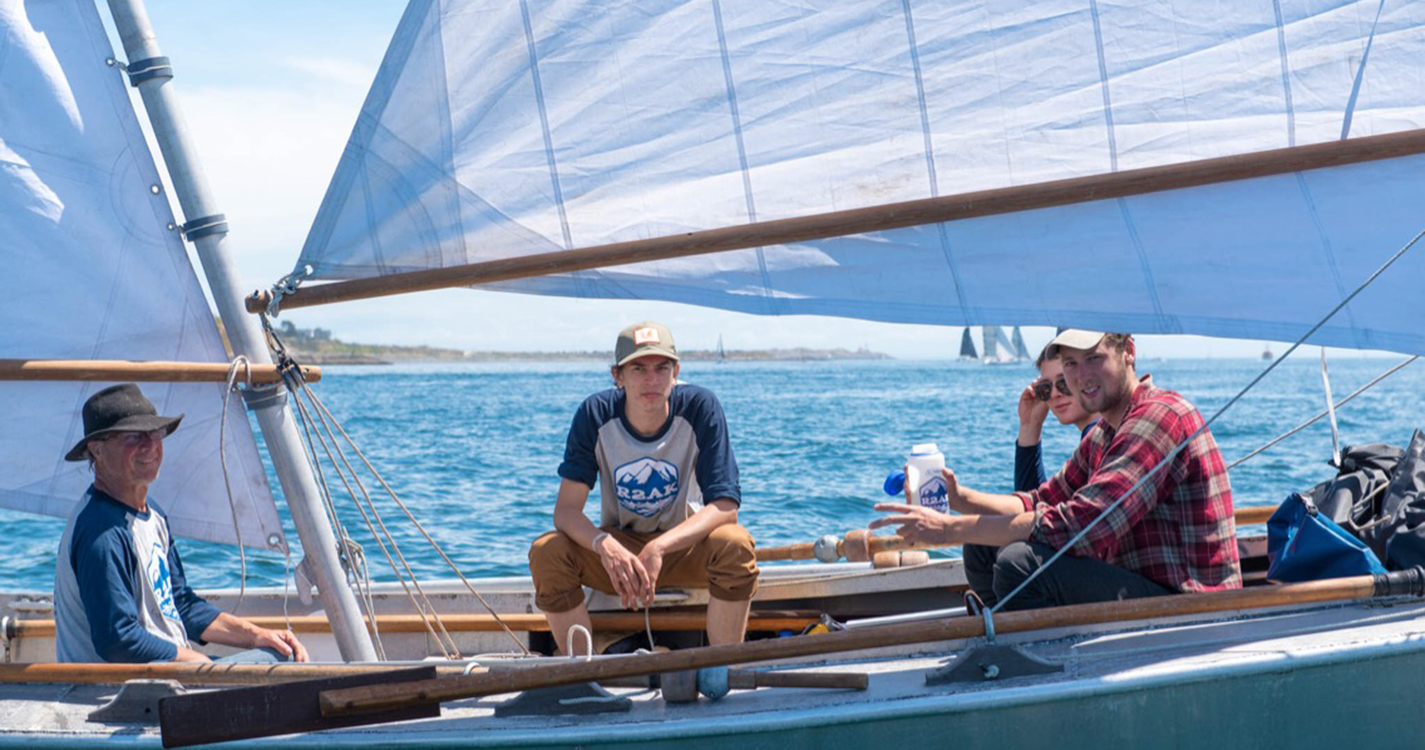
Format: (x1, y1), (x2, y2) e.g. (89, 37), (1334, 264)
(64, 383), (184, 462)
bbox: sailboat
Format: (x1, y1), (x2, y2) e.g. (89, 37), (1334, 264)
(956, 329), (978, 361)
(980, 326), (1017, 365)
(1011, 327), (1032, 363)
(4, 0), (1425, 747)
(716, 335), (727, 364)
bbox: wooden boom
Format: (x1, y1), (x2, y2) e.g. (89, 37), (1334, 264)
(245, 129), (1425, 312)
(0, 359), (319, 383)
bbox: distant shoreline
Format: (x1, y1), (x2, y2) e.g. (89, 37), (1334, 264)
(289, 347), (893, 365)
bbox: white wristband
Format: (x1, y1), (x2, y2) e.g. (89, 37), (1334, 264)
(591, 532), (609, 553)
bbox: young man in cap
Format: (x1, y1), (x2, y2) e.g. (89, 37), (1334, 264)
(528, 322), (758, 654)
(874, 330), (1240, 610)
(54, 383), (309, 663)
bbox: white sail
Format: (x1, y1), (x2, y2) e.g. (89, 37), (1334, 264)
(298, 0), (1425, 355)
(0, 0), (283, 550)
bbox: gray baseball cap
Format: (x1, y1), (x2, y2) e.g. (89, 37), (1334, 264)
(615, 321), (679, 366)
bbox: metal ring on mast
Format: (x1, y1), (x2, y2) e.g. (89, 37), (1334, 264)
(124, 56), (173, 86)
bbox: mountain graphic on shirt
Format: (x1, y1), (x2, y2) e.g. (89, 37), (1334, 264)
(615, 457), (680, 517)
(146, 541), (181, 622)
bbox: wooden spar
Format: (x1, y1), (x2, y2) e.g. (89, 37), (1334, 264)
(0, 358), (319, 383)
(245, 128), (1425, 313)
(757, 504), (1279, 562)
(5, 610), (819, 639)
(318, 569), (1425, 718)
(0, 662), (475, 686)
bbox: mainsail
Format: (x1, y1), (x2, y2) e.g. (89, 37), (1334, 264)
(0, 0), (283, 550)
(297, 0), (1425, 355)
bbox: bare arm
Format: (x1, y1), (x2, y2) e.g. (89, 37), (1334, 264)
(871, 503), (1036, 548)
(928, 467), (1026, 516)
(552, 477), (657, 609)
(198, 612), (309, 662)
(633, 499), (738, 602)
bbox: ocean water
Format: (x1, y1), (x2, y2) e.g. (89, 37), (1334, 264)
(3, 356), (1421, 591)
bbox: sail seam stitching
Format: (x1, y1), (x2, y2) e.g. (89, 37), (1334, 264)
(518, 0), (574, 254)
(1271, 0), (1297, 146)
(1087, 0), (1118, 172)
(1341, 0), (1387, 140)
(901, 0), (970, 324)
(710, 0), (776, 313)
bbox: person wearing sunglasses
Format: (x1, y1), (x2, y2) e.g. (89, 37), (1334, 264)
(874, 330), (1239, 611)
(54, 383), (309, 664)
(1014, 347), (1099, 494)
(959, 346), (1103, 606)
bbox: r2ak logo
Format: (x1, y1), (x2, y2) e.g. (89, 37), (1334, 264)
(615, 457), (680, 517)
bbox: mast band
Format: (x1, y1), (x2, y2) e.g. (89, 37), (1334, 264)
(125, 56), (173, 86)
(181, 214), (228, 241)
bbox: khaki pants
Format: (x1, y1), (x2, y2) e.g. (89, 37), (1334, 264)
(528, 525), (759, 613)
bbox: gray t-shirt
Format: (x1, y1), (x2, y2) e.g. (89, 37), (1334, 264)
(558, 384), (740, 533)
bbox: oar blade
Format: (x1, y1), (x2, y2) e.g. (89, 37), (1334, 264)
(158, 665), (439, 747)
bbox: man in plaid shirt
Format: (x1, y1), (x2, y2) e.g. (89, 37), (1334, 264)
(873, 330), (1240, 611)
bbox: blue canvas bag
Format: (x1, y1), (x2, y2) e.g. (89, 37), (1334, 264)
(1267, 492), (1387, 583)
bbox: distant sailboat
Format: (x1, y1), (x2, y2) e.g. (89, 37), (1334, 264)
(982, 326), (1016, 365)
(958, 329), (978, 361)
(717, 334), (727, 363)
(1262, 345), (1273, 361)
(1011, 326), (1031, 362)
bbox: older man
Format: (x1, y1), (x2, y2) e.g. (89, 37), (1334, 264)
(528, 322), (758, 655)
(54, 383), (308, 663)
(874, 330), (1239, 611)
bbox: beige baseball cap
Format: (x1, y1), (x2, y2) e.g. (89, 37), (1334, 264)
(615, 321), (679, 366)
(1045, 329), (1107, 359)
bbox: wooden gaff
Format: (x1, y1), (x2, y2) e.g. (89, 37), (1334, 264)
(245, 129), (1425, 313)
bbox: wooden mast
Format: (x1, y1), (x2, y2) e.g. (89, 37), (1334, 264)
(247, 128), (1425, 313)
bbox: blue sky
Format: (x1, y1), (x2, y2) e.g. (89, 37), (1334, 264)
(106, 1), (1377, 360)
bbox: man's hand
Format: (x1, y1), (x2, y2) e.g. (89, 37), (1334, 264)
(636, 543), (665, 605)
(251, 627), (309, 662)
(1017, 382), (1049, 446)
(870, 502), (959, 546)
(595, 534), (653, 609)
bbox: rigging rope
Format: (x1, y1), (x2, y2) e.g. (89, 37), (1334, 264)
(991, 226), (1425, 616)
(1226, 354), (1419, 471)
(258, 314), (530, 657)
(218, 356), (251, 614)
(1319, 348), (1342, 466)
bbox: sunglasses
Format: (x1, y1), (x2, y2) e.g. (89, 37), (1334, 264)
(1033, 376), (1072, 401)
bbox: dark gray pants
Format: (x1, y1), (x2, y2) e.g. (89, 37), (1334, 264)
(964, 541), (1171, 612)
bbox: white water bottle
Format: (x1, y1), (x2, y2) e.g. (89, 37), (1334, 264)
(905, 443), (949, 514)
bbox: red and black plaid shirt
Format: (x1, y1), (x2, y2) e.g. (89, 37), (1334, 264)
(1015, 383), (1241, 593)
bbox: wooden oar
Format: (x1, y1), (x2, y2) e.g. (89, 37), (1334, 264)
(758, 504), (1281, 562)
(6, 610), (819, 640)
(244, 129), (1425, 312)
(0, 662), (476, 686)
(0, 358), (319, 383)
(157, 567), (1423, 745)
(317, 568), (1424, 717)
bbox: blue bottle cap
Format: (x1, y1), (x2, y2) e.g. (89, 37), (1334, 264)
(883, 471), (906, 496)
